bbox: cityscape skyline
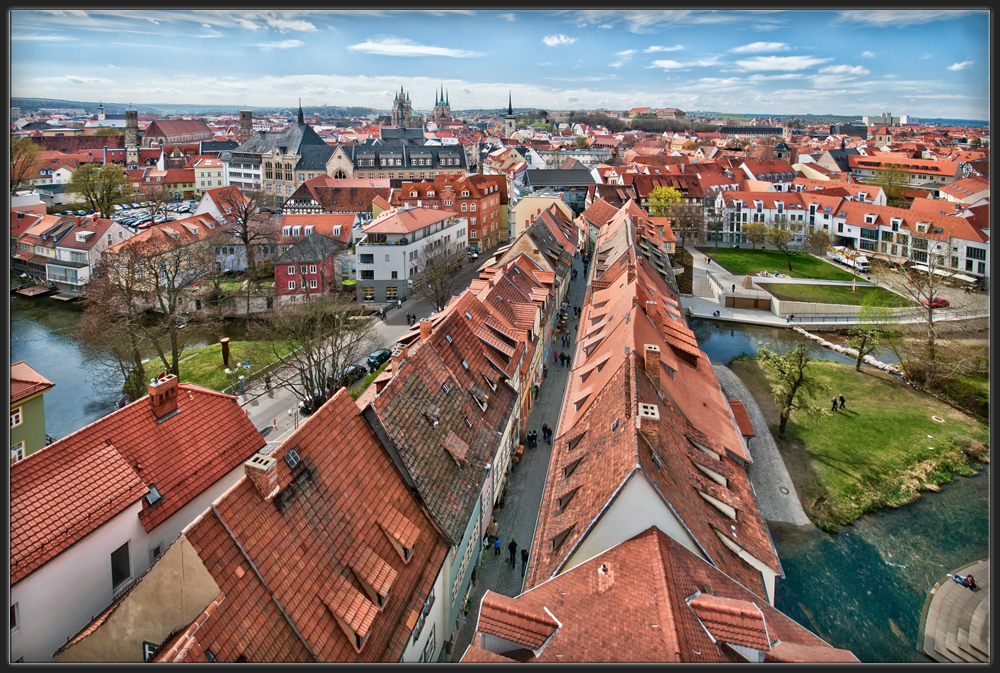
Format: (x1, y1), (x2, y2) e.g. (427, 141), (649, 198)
(11, 9), (990, 120)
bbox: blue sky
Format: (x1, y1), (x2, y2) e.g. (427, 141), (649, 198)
(10, 9), (990, 120)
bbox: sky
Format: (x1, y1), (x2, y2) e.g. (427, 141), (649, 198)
(10, 8), (991, 121)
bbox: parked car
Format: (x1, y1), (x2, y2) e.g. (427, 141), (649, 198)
(336, 364), (367, 389)
(922, 297), (950, 308)
(131, 202), (141, 209)
(298, 393), (327, 415)
(366, 348), (392, 372)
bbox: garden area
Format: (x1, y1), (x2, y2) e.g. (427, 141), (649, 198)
(729, 357), (989, 531)
(760, 283), (913, 307)
(698, 247), (863, 281)
(166, 338), (298, 392)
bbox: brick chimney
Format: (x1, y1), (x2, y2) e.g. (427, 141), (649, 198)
(391, 345), (409, 370)
(636, 403), (660, 444)
(244, 453), (280, 501)
(643, 344), (661, 389)
(419, 318), (433, 343)
(148, 373), (180, 419)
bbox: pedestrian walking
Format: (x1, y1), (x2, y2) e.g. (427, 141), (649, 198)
(542, 423), (552, 444)
(553, 351), (559, 365)
(786, 314), (792, 323)
(831, 397), (839, 412)
(264, 373), (271, 391)
(543, 364), (548, 379)
(520, 547), (529, 577)
(508, 539), (518, 568)
(789, 314), (794, 322)
(531, 385), (538, 400)
(732, 284), (736, 293)
(494, 537), (501, 556)
(838, 394), (845, 410)
(397, 299), (402, 310)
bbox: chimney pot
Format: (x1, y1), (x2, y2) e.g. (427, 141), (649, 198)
(636, 403), (660, 443)
(148, 373), (179, 419)
(419, 318), (433, 342)
(643, 344), (661, 390)
(244, 453), (280, 501)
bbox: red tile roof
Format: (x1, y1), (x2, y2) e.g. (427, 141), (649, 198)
(728, 400), (755, 437)
(10, 361), (55, 404)
(173, 390), (449, 662)
(464, 527), (857, 663)
(363, 206), (461, 234)
(10, 379), (264, 584)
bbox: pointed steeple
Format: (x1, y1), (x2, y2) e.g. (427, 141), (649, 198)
(446, 89), (449, 107)
(507, 92), (513, 116)
(297, 98), (304, 124)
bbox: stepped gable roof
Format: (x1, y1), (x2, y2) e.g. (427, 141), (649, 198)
(366, 331), (502, 546)
(465, 527), (857, 663)
(11, 379), (264, 584)
(10, 361), (55, 404)
(527, 255), (774, 595)
(168, 390), (448, 662)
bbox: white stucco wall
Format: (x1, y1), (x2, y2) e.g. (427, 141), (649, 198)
(400, 565), (449, 663)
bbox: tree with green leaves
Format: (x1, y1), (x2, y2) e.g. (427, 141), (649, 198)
(647, 185), (684, 218)
(759, 344), (824, 438)
(741, 221), (768, 250)
(766, 225), (796, 271)
(67, 162), (130, 217)
(573, 135), (589, 149)
(845, 295), (900, 372)
(866, 164), (909, 207)
(10, 137), (41, 192)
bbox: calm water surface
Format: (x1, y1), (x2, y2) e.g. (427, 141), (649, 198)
(690, 316), (988, 663)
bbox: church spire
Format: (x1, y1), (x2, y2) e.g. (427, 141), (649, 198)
(507, 91), (513, 116)
(446, 89), (449, 107)
(297, 98), (304, 124)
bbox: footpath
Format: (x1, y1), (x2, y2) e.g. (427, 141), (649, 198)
(446, 252), (588, 661)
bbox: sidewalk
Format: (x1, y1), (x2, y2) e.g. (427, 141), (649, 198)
(447, 253), (588, 661)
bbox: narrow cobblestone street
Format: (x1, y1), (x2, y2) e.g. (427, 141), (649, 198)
(448, 252), (587, 660)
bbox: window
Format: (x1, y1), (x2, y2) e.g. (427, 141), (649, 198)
(470, 203), (476, 212)
(386, 287), (398, 300)
(363, 287), (375, 300)
(359, 254), (374, 264)
(11, 603), (19, 631)
(966, 247), (986, 261)
(360, 270), (374, 280)
(111, 542), (131, 589)
(420, 624), (437, 663)
(287, 265), (295, 274)
(391, 271), (398, 279)
(10, 441), (25, 465)
(288, 280), (296, 290)
(385, 254), (391, 262)
(309, 279), (317, 289)
(11, 407), (23, 428)
(309, 264), (317, 274)
(461, 203), (468, 212)
(413, 586), (436, 643)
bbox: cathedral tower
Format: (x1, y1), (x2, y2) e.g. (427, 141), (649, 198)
(239, 108), (253, 144)
(125, 107), (139, 165)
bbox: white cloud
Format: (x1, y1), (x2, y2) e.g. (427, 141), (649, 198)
(861, 51), (876, 58)
(649, 56), (721, 71)
(598, 24), (612, 29)
(648, 59), (686, 71)
(921, 53), (933, 60)
(64, 75), (113, 84)
(253, 39), (303, 50)
(947, 60), (973, 71)
(730, 41), (788, 54)
(818, 65), (870, 76)
(11, 33), (76, 41)
(543, 34), (576, 46)
(837, 10), (981, 26)
(609, 50), (635, 69)
(735, 55), (830, 71)
(499, 13), (516, 21)
(615, 49), (636, 57)
(643, 45), (684, 53)
(347, 37), (483, 58)
(267, 18), (317, 32)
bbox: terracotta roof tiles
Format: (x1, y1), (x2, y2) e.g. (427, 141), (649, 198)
(10, 361), (55, 404)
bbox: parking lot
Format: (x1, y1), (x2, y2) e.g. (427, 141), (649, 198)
(111, 200), (197, 229)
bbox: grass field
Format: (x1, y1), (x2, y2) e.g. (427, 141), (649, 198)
(170, 339), (298, 391)
(761, 283), (913, 307)
(730, 358), (989, 529)
(698, 247), (861, 280)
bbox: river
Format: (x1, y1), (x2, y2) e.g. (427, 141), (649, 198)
(10, 301), (988, 662)
(689, 317), (988, 663)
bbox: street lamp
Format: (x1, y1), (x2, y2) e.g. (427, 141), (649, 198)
(224, 367), (237, 391)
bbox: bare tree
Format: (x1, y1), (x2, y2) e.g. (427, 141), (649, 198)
(10, 137), (41, 192)
(248, 296), (377, 409)
(216, 186), (274, 278)
(844, 295), (900, 372)
(803, 228), (831, 256)
(417, 242), (461, 311)
(766, 225), (796, 271)
(668, 200), (706, 248)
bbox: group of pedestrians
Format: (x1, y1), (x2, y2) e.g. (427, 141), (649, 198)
(552, 351), (571, 368)
(831, 394), (846, 411)
(492, 537), (530, 576)
(405, 313), (418, 326)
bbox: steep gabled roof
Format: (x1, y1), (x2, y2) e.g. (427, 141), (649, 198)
(464, 527), (857, 663)
(10, 361), (55, 404)
(170, 390), (449, 662)
(11, 380), (264, 584)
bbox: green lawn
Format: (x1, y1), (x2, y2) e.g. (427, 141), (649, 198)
(761, 283), (913, 307)
(699, 247), (861, 280)
(734, 359), (989, 529)
(170, 339), (298, 391)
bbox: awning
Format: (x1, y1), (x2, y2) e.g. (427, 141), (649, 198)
(912, 264), (929, 273)
(951, 273), (977, 283)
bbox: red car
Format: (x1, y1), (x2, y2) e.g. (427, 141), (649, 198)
(922, 297), (950, 308)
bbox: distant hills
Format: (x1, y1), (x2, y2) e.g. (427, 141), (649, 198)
(10, 97), (988, 127)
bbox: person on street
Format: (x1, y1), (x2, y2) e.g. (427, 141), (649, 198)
(520, 547), (529, 577)
(508, 539), (518, 568)
(494, 536), (501, 556)
(839, 394), (846, 409)
(831, 397), (839, 412)
(397, 299), (402, 310)
(264, 373), (271, 391)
